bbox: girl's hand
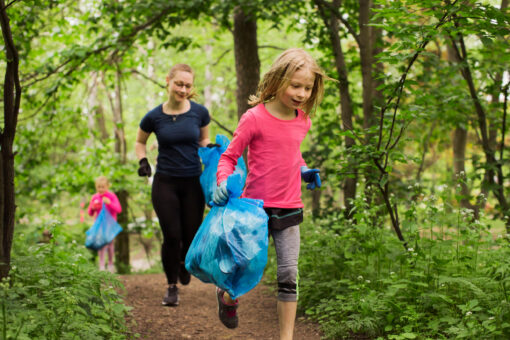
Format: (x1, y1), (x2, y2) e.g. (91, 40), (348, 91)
(212, 181), (228, 206)
(102, 197), (111, 205)
(300, 166), (322, 190)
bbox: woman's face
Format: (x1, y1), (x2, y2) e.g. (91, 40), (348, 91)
(167, 71), (193, 102)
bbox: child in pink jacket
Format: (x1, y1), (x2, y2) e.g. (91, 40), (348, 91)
(87, 176), (122, 272)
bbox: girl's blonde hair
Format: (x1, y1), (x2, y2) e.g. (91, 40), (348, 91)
(167, 63), (197, 99)
(95, 175), (109, 186)
(248, 48), (331, 116)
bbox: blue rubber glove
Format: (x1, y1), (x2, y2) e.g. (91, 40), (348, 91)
(301, 166), (321, 190)
(212, 180), (229, 205)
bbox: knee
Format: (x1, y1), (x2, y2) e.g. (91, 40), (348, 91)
(277, 265), (298, 302)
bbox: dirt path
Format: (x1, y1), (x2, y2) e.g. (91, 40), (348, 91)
(120, 273), (322, 340)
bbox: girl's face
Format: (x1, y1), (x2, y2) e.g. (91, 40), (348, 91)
(95, 181), (108, 195)
(277, 68), (315, 111)
(167, 71), (193, 103)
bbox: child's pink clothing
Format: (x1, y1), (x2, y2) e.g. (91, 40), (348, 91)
(217, 103), (311, 208)
(87, 190), (121, 270)
(87, 191), (122, 220)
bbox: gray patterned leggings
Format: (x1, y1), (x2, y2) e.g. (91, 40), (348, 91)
(270, 225), (300, 302)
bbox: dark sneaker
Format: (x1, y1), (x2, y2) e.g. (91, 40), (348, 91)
(216, 288), (238, 329)
(162, 285), (179, 306)
(179, 263), (191, 285)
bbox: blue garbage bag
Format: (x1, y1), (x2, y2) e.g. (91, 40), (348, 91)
(185, 173), (269, 299)
(85, 203), (123, 250)
(199, 134), (247, 205)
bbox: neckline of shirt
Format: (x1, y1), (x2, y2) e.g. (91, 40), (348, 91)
(160, 102), (191, 117)
(261, 103), (301, 122)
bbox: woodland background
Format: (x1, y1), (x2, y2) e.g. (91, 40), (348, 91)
(1, 0), (510, 339)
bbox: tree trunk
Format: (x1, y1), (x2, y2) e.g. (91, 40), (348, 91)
(452, 127), (478, 217)
(204, 44), (213, 111)
(87, 72), (108, 145)
(315, 0), (357, 217)
(447, 41), (478, 217)
(108, 65), (130, 273)
(233, 6), (260, 121)
(115, 189), (130, 273)
(113, 67), (127, 163)
(482, 0), (508, 201)
(448, 28), (510, 232)
(311, 189), (321, 219)
(359, 0), (385, 218)
(0, 2), (21, 280)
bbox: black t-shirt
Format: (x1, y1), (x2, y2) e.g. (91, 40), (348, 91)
(140, 101), (210, 177)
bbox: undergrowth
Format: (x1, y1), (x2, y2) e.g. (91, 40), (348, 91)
(266, 188), (510, 339)
(1, 222), (132, 340)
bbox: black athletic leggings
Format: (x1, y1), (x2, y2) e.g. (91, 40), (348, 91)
(152, 173), (205, 284)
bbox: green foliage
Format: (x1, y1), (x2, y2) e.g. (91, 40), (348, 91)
(1, 224), (131, 340)
(294, 186), (510, 339)
(4, 0), (510, 338)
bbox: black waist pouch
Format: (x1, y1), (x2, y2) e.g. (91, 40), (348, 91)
(264, 208), (303, 231)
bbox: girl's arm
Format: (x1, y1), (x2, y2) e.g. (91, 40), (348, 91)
(217, 112), (254, 184)
(106, 192), (122, 214)
(87, 195), (99, 216)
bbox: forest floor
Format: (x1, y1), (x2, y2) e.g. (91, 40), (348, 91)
(118, 235), (323, 339)
(119, 273), (323, 340)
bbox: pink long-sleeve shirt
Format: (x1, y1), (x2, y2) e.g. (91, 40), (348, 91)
(217, 103), (311, 208)
(87, 191), (122, 221)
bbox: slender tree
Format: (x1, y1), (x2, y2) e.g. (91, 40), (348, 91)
(315, 0), (357, 217)
(0, 0), (21, 280)
(232, 5), (260, 121)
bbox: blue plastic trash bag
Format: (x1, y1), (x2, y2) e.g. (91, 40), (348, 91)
(185, 173), (269, 299)
(85, 203), (123, 250)
(199, 134), (247, 205)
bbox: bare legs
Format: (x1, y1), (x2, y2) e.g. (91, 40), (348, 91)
(98, 242), (115, 271)
(278, 301), (297, 340)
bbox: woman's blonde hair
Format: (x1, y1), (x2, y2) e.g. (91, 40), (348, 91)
(167, 63), (197, 99)
(248, 48), (331, 116)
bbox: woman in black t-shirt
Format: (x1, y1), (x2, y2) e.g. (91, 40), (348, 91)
(135, 64), (214, 306)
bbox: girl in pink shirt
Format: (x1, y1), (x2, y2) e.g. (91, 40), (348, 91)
(87, 176), (122, 272)
(213, 48), (329, 340)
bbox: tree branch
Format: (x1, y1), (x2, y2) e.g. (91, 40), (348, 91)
(376, 2), (457, 152)
(314, 0), (361, 46)
(129, 68), (166, 88)
(1, 0), (19, 11)
(500, 82), (508, 161)
(23, 4), (179, 88)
